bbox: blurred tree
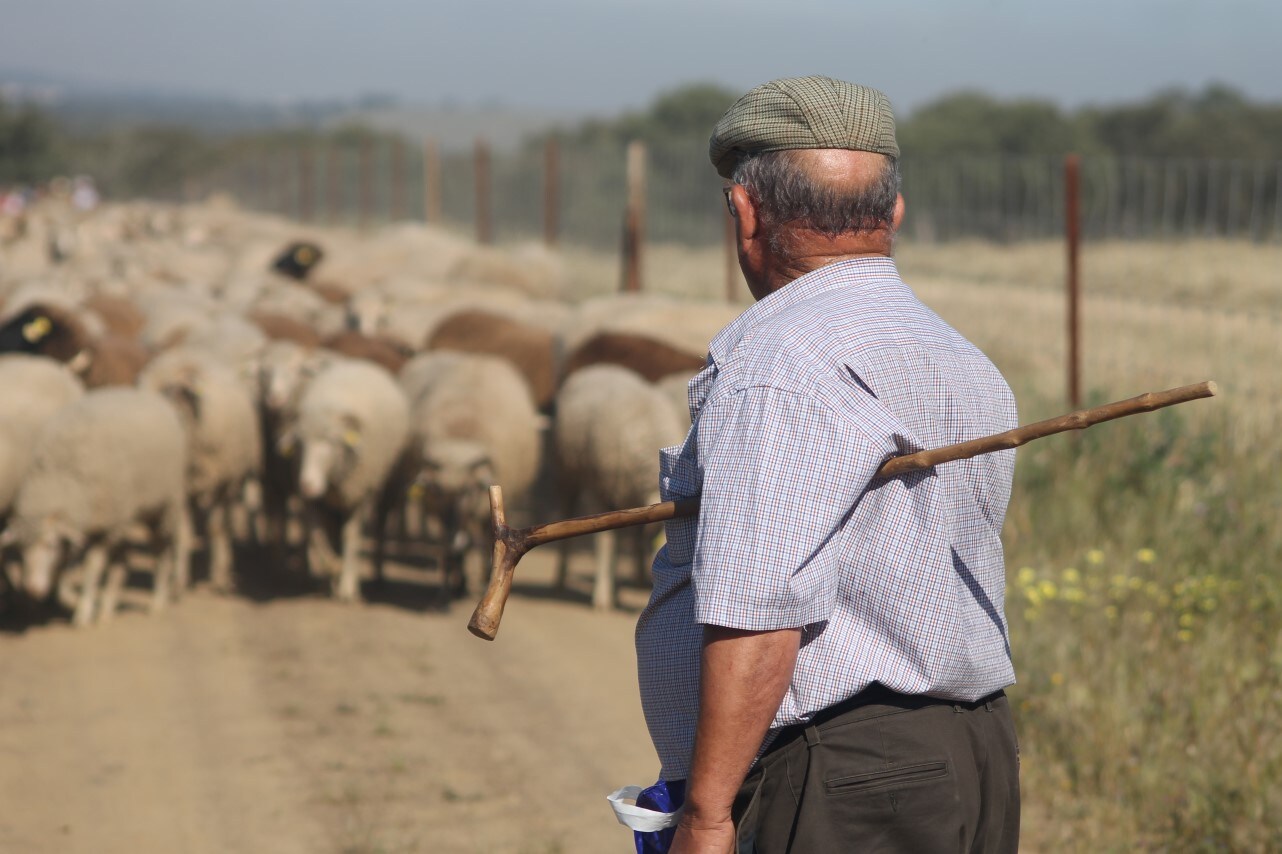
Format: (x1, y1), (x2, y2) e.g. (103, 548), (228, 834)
(898, 91), (1099, 157)
(0, 97), (66, 184)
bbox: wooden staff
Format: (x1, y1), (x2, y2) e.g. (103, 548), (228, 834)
(469, 380), (1217, 640)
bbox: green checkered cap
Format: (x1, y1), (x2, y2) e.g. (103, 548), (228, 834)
(709, 76), (899, 179)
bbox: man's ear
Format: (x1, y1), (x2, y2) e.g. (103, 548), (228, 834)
(729, 185), (758, 241)
(892, 192), (905, 233)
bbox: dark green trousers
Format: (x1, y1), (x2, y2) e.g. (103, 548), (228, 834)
(732, 685), (1020, 853)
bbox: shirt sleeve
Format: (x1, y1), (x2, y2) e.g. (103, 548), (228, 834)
(691, 385), (897, 631)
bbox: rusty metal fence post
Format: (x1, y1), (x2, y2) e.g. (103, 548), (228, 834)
(359, 138), (374, 227)
(544, 137), (560, 247)
(475, 138), (493, 244)
(1065, 153), (1082, 410)
(621, 141), (646, 292)
(423, 139), (441, 224)
(390, 138), (406, 222)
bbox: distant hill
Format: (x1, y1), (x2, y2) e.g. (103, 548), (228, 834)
(322, 103), (581, 153)
(0, 69), (579, 150)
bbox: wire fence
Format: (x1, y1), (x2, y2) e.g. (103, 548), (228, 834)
(203, 142), (1282, 249)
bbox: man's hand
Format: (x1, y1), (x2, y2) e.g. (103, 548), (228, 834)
(670, 812), (736, 854)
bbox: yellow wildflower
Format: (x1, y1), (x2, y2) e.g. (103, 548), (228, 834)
(1062, 567), (1081, 585)
(1178, 613), (1196, 629)
(1128, 577), (1143, 591)
(1086, 549), (1105, 565)
(1104, 605), (1119, 622)
(1177, 629), (1194, 643)
(1136, 548), (1157, 564)
(1050, 672), (1065, 686)
(1201, 598), (1218, 612)
(1017, 567), (1037, 586)
(1063, 587), (1086, 604)
(1038, 580), (1058, 600)
(1024, 588), (1042, 607)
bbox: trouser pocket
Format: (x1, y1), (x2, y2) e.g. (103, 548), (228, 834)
(825, 760), (949, 794)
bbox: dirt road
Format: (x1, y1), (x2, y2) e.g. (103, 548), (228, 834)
(0, 552), (657, 853)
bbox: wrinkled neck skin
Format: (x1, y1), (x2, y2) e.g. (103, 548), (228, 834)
(743, 228), (897, 300)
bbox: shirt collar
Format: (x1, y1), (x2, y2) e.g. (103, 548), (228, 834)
(707, 256), (902, 366)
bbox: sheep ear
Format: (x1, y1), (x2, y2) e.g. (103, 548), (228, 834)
(340, 414), (362, 449)
(166, 384), (202, 422)
(67, 349), (94, 375)
(0, 526), (15, 548)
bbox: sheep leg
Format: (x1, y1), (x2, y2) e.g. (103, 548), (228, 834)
(334, 507), (364, 603)
(304, 503), (339, 582)
(371, 485), (396, 586)
(72, 544), (109, 628)
(631, 525), (653, 587)
(98, 561), (127, 624)
(459, 514), (489, 598)
(57, 567), (83, 612)
(154, 499), (189, 613)
(208, 496), (234, 594)
(554, 490), (577, 591)
(172, 501), (193, 600)
(592, 529), (617, 612)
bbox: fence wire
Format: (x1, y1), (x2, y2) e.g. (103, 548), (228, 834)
(207, 143), (1282, 250)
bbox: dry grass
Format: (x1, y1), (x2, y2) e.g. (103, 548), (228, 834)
(555, 236), (1282, 851)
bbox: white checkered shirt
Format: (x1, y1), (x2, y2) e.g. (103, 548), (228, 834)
(635, 257), (1018, 781)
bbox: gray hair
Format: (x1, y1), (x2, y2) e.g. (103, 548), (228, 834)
(730, 150), (901, 253)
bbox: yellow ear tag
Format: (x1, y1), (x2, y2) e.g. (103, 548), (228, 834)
(342, 429), (361, 448)
(22, 315), (52, 343)
(407, 483), (425, 499)
(295, 246), (316, 265)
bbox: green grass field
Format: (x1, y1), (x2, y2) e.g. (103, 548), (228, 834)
(566, 236), (1282, 851)
(899, 240), (1278, 851)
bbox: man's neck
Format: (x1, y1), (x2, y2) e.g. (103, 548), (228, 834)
(760, 233), (894, 296)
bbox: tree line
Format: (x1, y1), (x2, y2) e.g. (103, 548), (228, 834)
(2, 82), (1279, 203)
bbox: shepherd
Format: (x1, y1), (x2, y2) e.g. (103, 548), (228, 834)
(633, 76), (1022, 853)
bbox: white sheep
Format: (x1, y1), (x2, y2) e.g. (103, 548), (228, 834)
(254, 342), (338, 556)
(554, 365), (685, 610)
(139, 348), (263, 593)
(0, 355), (85, 518)
(2, 388), (190, 626)
(290, 360), (410, 602)
(655, 371), (698, 429)
(400, 351), (544, 594)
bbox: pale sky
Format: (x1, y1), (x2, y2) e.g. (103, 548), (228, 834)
(3, 0), (1279, 115)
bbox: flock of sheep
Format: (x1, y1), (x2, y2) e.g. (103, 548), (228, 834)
(0, 197), (740, 627)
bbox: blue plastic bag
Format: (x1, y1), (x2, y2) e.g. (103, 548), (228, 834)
(633, 779), (686, 854)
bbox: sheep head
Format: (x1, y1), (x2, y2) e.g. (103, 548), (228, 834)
(10, 516), (83, 602)
(0, 303), (92, 364)
(298, 415), (363, 501)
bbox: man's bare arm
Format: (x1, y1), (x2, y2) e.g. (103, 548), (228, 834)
(672, 625), (801, 853)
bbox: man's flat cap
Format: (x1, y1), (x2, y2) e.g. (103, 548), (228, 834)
(709, 76), (899, 179)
